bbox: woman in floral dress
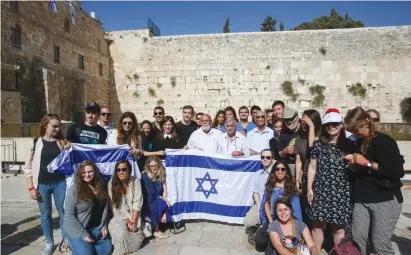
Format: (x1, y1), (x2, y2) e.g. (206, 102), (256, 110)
(306, 109), (357, 253)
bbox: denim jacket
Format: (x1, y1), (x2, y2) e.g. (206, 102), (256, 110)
(259, 187), (302, 224)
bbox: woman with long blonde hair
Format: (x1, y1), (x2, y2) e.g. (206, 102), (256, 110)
(140, 155), (171, 239)
(63, 161), (112, 255)
(24, 114), (69, 254)
(107, 111), (142, 157)
(344, 107), (404, 255)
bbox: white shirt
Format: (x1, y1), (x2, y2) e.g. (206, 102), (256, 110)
(98, 121), (114, 143)
(187, 128), (222, 154)
(247, 126), (274, 154)
(217, 131), (250, 157)
(253, 166), (272, 202)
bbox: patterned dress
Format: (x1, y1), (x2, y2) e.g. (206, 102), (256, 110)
(307, 141), (353, 225)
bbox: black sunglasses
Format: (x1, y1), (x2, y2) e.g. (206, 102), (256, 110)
(122, 121), (133, 126)
(116, 167), (128, 172)
(275, 167), (286, 172)
(101, 113), (111, 116)
(154, 112), (163, 116)
(261, 156), (272, 160)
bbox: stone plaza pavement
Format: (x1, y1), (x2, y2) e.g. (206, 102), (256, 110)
(1, 174), (411, 255)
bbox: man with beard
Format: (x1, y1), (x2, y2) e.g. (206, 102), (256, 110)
(186, 114), (222, 153)
(66, 102), (107, 144)
(277, 108), (301, 178)
(236, 106), (256, 136)
(175, 105), (198, 147)
(217, 117), (249, 157)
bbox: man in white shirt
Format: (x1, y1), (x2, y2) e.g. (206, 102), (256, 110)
(186, 114), (222, 154)
(244, 149), (273, 234)
(97, 106), (114, 143)
(217, 117), (250, 157)
(247, 111), (274, 155)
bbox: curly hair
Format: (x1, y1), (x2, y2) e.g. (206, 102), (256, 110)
(116, 111), (140, 147)
(212, 110), (226, 127)
(265, 160), (297, 207)
(144, 155), (166, 183)
(224, 106), (238, 122)
(75, 160), (108, 204)
(110, 160), (132, 209)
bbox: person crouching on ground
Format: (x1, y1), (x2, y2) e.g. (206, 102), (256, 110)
(108, 160), (145, 254)
(141, 156), (172, 239)
(268, 198), (318, 255)
(63, 161), (112, 255)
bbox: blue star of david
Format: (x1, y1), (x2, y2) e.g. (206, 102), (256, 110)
(195, 172), (219, 199)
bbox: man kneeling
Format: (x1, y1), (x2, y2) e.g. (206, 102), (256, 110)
(244, 149), (274, 242)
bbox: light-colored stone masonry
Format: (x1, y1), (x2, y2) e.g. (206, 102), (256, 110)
(107, 26), (411, 122)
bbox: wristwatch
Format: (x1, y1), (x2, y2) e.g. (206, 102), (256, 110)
(366, 161), (373, 168)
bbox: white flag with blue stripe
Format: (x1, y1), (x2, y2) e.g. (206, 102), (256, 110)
(47, 144), (140, 188)
(165, 149), (261, 224)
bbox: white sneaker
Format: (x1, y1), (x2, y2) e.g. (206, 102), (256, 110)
(143, 223), (152, 238)
(42, 243), (54, 255)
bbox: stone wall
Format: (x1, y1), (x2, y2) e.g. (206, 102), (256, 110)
(108, 26), (411, 123)
(1, 1), (110, 122)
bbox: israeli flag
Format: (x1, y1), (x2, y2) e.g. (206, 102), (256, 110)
(166, 149), (261, 224)
(48, 144), (140, 188)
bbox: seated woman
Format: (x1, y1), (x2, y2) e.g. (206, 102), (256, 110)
(254, 160), (301, 254)
(63, 161), (112, 255)
(108, 160), (144, 255)
(152, 116), (180, 159)
(269, 198), (318, 255)
(141, 155), (172, 239)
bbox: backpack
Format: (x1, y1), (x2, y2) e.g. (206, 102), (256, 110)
(32, 137), (39, 153)
(329, 238), (360, 255)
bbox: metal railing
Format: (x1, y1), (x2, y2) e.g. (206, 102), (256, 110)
(1, 138), (16, 176)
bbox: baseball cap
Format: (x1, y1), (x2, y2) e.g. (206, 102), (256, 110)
(322, 112), (343, 124)
(85, 102), (101, 113)
(282, 108), (298, 119)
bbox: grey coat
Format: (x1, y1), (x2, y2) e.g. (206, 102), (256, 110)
(63, 183), (109, 240)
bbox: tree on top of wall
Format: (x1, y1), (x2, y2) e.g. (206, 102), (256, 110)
(293, 8), (364, 30)
(261, 16), (277, 32)
(279, 21), (285, 31)
(223, 16), (230, 33)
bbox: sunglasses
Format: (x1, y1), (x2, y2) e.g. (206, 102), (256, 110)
(154, 112), (163, 116)
(275, 167), (286, 172)
(325, 122), (340, 127)
(116, 167), (128, 172)
(101, 113), (111, 116)
(122, 121), (133, 126)
(261, 156), (272, 160)
(256, 116), (265, 119)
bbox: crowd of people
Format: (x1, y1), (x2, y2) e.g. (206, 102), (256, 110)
(23, 100), (405, 255)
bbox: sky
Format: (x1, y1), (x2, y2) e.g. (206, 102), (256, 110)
(81, 1), (411, 36)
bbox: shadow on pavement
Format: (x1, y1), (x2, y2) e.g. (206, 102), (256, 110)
(1, 216), (61, 254)
(392, 235), (411, 255)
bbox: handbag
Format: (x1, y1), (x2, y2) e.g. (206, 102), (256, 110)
(328, 238), (360, 255)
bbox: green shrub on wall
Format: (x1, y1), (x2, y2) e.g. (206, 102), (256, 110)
(400, 97), (411, 122)
(148, 87), (156, 97)
(281, 81), (299, 102)
(309, 85), (326, 107)
(348, 82), (366, 98)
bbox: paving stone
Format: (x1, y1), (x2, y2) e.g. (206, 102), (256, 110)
(155, 244), (182, 255)
(199, 230), (248, 249)
(153, 230), (202, 246)
(179, 246), (229, 255)
(202, 222), (233, 231)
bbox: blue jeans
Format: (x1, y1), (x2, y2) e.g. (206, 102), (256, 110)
(66, 227), (112, 255)
(37, 179), (66, 244)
